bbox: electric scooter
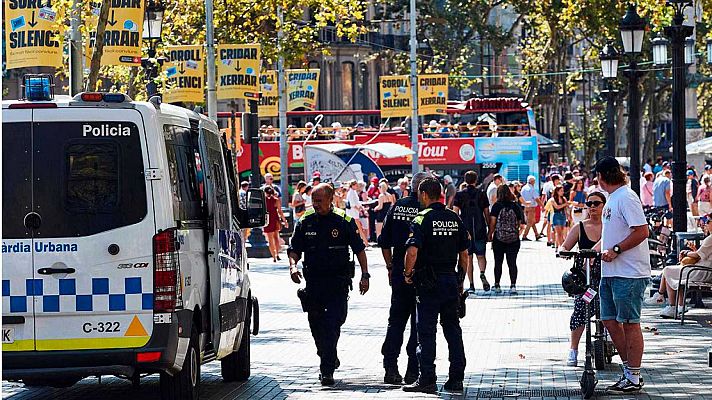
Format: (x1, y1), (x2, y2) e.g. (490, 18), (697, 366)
(560, 249), (602, 399)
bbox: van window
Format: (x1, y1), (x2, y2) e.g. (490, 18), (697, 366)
(33, 122), (147, 238)
(66, 143), (119, 212)
(2, 122), (32, 239)
(202, 128), (230, 229)
(163, 125), (202, 221)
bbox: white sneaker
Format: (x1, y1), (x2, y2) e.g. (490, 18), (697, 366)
(644, 292), (665, 306)
(567, 350), (578, 367)
(659, 305), (676, 318)
(509, 285), (518, 295)
(677, 306), (688, 315)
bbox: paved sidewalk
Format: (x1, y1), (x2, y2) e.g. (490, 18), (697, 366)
(3, 240), (711, 399)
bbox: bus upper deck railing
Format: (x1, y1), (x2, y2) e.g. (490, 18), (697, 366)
(254, 125), (533, 141)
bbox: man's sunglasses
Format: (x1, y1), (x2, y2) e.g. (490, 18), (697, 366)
(585, 200), (604, 207)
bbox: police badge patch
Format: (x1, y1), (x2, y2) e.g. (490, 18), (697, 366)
(332, 229), (339, 238)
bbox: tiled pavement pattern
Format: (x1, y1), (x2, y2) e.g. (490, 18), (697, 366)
(4, 240), (711, 399)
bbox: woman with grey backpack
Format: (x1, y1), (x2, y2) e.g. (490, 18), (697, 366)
(488, 184), (526, 294)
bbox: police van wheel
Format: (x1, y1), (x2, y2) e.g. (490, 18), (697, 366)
(221, 313), (251, 382)
(161, 327), (200, 400)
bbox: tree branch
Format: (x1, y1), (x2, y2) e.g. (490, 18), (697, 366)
(87, 0), (111, 91)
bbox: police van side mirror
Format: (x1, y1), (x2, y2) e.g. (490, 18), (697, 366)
(246, 188), (267, 228)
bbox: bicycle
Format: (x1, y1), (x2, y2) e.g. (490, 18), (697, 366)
(560, 249), (616, 399)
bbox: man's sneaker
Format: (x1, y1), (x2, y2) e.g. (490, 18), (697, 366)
(480, 274), (491, 292)
(644, 292), (665, 306)
(466, 286), (477, 295)
(509, 285), (518, 295)
(319, 373), (335, 386)
(567, 349), (578, 367)
(383, 370), (403, 385)
(608, 377), (642, 393)
(660, 305), (676, 318)
(402, 380), (437, 393)
(493, 284), (502, 294)
(443, 379), (463, 392)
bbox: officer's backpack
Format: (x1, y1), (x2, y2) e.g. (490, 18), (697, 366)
(494, 205), (519, 243)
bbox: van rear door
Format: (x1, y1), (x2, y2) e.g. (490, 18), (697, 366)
(30, 108), (155, 351)
(2, 109), (36, 352)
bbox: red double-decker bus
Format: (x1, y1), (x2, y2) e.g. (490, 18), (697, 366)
(218, 97), (542, 186)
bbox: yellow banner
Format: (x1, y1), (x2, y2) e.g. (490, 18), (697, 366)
(258, 70), (279, 117)
(379, 75), (411, 118)
(417, 74), (448, 115)
(4, 0), (63, 69)
(163, 45), (204, 103)
(217, 44), (261, 100)
(287, 69), (319, 111)
(85, 0), (145, 66)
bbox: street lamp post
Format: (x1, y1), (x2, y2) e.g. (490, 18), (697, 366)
(619, 4), (646, 196)
(142, 0), (165, 98)
(599, 42), (620, 158)
(664, 0), (694, 233)
(707, 38), (712, 65)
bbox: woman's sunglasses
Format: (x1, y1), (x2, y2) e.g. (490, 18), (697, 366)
(585, 200), (604, 208)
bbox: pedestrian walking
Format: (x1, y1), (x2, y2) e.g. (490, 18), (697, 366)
(374, 182), (395, 239)
(402, 177), (469, 393)
(288, 184), (370, 386)
(346, 180), (369, 246)
(487, 174), (503, 207)
(594, 157), (650, 393)
(551, 185), (569, 251)
(377, 172), (430, 385)
(640, 172), (654, 208)
(521, 175), (544, 240)
(488, 184), (525, 294)
(262, 172), (282, 197)
(697, 176), (712, 215)
(444, 175), (457, 208)
(687, 170), (700, 216)
(452, 170), (491, 293)
(569, 178), (587, 225)
(291, 181), (308, 219)
(264, 186), (287, 262)
(558, 191), (605, 366)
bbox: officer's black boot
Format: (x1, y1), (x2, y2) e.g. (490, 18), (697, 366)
(319, 372), (335, 386)
(402, 379), (437, 393)
(403, 364), (419, 385)
(383, 369), (403, 385)
(443, 379), (463, 392)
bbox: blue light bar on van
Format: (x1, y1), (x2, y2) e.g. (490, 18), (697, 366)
(103, 93), (126, 103)
(22, 74), (54, 101)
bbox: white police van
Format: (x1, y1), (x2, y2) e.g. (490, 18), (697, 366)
(1, 75), (266, 399)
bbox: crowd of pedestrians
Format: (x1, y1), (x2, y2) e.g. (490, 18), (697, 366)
(247, 154), (705, 394)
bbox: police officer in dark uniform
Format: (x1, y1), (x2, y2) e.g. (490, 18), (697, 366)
(288, 183), (370, 386)
(377, 172), (430, 385)
(402, 177), (469, 393)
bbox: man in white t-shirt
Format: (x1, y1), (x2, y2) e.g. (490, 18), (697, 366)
(486, 174), (503, 208)
(595, 157), (650, 393)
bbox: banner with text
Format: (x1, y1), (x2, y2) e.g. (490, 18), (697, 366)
(258, 70), (279, 117)
(163, 45), (204, 103)
(287, 69), (319, 111)
(4, 0), (63, 69)
(417, 74), (448, 115)
(86, 0), (145, 66)
(217, 44), (261, 100)
(379, 75), (411, 118)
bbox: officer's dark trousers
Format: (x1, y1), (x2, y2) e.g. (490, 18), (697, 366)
(306, 280), (348, 375)
(381, 276), (418, 373)
(415, 274), (466, 384)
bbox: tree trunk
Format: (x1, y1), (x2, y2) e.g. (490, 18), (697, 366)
(86, 0), (111, 91)
(127, 67), (139, 99)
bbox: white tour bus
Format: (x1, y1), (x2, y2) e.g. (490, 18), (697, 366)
(1, 75), (267, 400)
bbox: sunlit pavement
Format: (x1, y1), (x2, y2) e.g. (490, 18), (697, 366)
(4, 239), (712, 399)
